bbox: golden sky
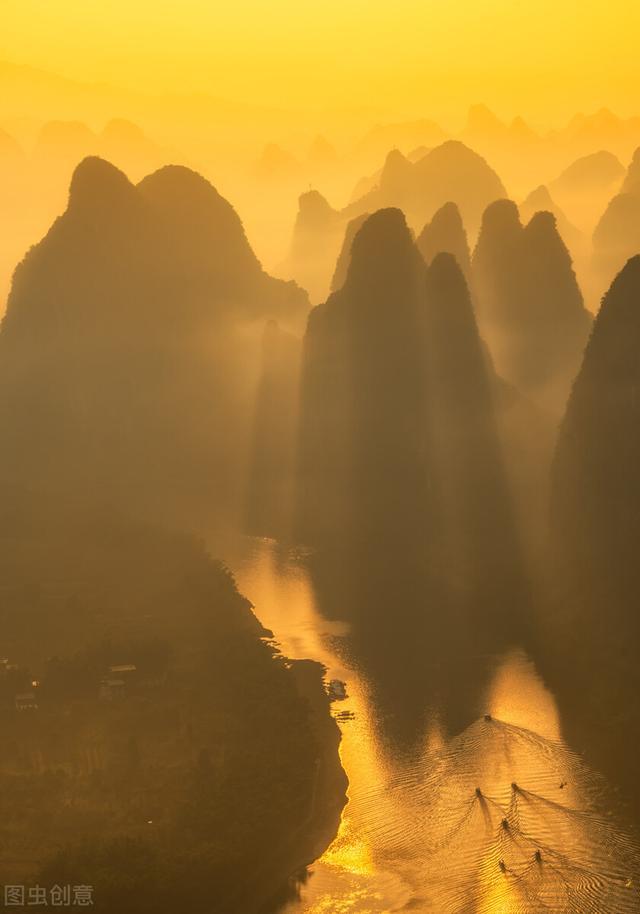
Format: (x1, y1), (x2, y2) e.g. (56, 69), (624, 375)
(2, 0), (640, 125)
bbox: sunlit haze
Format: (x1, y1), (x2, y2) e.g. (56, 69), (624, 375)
(2, 2), (640, 912)
(2, 0), (640, 123)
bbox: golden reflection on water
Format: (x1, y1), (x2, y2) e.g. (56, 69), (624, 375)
(229, 538), (413, 911)
(485, 649), (561, 741)
(321, 817), (373, 876)
(228, 538), (637, 914)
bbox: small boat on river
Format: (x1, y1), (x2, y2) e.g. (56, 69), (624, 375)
(327, 679), (347, 701)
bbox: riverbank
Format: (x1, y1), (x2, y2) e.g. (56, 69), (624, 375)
(233, 657), (348, 914)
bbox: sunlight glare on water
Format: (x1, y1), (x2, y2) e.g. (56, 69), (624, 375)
(227, 537), (640, 914)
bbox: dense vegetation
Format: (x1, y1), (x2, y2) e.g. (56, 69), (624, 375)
(0, 501), (344, 913)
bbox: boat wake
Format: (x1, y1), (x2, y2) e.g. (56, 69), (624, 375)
(340, 717), (640, 912)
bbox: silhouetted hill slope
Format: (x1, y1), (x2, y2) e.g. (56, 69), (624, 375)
(0, 119), (179, 312)
(423, 253), (517, 580)
(545, 256), (640, 824)
(245, 320), (301, 539)
(138, 164), (305, 321)
(417, 202), (471, 279)
(330, 213), (370, 292)
(472, 200), (591, 409)
(620, 147), (640, 195)
(519, 212), (592, 387)
(0, 156), (308, 532)
(552, 255), (640, 599)
(297, 208), (425, 547)
(471, 198), (525, 333)
(297, 210), (518, 588)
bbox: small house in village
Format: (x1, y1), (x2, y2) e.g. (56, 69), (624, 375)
(99, 678), (126, 701)
(15, 691), (38, 711)
(108, 664), (137, 676)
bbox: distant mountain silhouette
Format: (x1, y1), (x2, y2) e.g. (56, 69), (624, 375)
(620, 147), (640, 195)
(462, 104), (538, 146)
(464, 104), (507, 140)
(35, 119), (98, 157)
(351, 108), (640, 217)
(308, 134), (338, 166)
(99, 118), (168, 179)
(255, 142), (301, 181)
(289, 141), (506, 301)
(0, 127), (25, 164)
(348, 169), (381, 204)
(33, 121), (100, 185)
(407, 145), (431, 163)
(560, 109), (640, 160)
(347, 146), (430, 204)
(549, 150), (624, 231)
(0, 127), (27, 218)
(591, 146), (640, 291)
(416, 202), (471, 279)
(0, 156), (308, 532)
(357, 119), (447, 165)
(349, 141), (506, 236)
(0, 128), (29, 306)
(551, 150), (624, 197)
(592, 162), (640, 297)
(473, 200), (591, 409)
(519, 185), (583, 256)
(289, 189), (343, 301)
(458, 105), (541, 192)
(374, 148), (414, 203)
(552, 255), (640, 605)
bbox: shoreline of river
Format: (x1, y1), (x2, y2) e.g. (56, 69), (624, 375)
(264, 658), (349, 913)
(231, 653), (348, 914)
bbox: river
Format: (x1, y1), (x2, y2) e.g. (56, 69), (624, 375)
(222, 535), (640, 914)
